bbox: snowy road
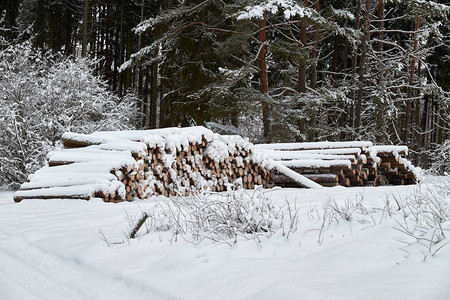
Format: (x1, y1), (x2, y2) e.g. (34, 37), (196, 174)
(1, 180), (449, 300)
(0, 234), (176, 300)
(0, 194), (174, 300)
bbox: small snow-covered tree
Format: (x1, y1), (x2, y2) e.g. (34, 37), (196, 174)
(0, 41), (139, 188)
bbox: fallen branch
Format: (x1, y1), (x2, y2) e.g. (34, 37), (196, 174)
(130, 213), (149, 239)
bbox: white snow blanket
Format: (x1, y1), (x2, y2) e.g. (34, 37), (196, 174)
(2, 176), (449, 299)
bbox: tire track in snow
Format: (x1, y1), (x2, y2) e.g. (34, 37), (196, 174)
(0, 235), (177, 300)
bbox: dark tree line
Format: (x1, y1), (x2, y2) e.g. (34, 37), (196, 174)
(1, 0), (449, 169)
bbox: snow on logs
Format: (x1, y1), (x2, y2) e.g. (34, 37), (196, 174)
(372, 146), (420, 185)
(14, 127), (277, 202)
(13, 128), (422, 202)
(255, 142), (421, 188)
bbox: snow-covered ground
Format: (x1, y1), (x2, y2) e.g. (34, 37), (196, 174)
(1, 177), (449, 300)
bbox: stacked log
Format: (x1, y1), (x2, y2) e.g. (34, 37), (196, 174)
(372, 146), (418, 185)
(255, 141), (420, 188)
(13, 128), (422, 203)
(14, 127), (274, 202)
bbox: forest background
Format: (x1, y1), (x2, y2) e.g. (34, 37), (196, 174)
(0, 0), (449, 187)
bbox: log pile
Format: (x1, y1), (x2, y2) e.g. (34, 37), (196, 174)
(14, 127), (274, 202)
(255, 141), (421, 188)
(13, 127), (422, 203)
(372, 146), (418, 186)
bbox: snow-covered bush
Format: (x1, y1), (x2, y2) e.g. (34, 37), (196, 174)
(131, 187), (299, 245)
(430, 140), (450, 175)
(0, 42), (139, 188)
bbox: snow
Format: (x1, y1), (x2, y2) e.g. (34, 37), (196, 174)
(19, 177), (115, 191)
(303, 174), (338, 180)
(221, 135), (253, 152)
(255, 143), (397, 170)
(204, 122), (241, 136)
(255, 141), (373, 151)
(272, 162), (323, 189)
(204, 134), (254, 163)
(412, 0), (450, 18)
(1, 176), (449, 299)
(99, 141), (149, 156)
(62, 132), (111, 147)
(261, 149), (357, 162)
(17, 158), (130, 201)
(373, 145), (409, 157)
(203, 139), (230, 163)
(278, 159), (352, 169)
(236, 0), (314, 20)
(28, 163), (122, 181)
(330, 7), (355, 21)
(90, 126), (214, 147)
(287, 148), (363, 156)
(47, 147), (138, 165)
(13, 182), (123, 200)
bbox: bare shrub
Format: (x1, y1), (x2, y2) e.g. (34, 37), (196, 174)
(392, 180), (450, 260)
(315, 194), (376, 244)
(129, 187), (299, 246)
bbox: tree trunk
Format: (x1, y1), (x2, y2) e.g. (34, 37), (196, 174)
(374, 0), (384, 142)
(64, 3), (73, 56)
(105, 0), (111, 81)
(138, 67), (144, 118)
(159, 94), (166, 128)
(81, 0), (90, 57)
(97, 5), (104, 74)
(141, 67), (149, 127)
(414, 59), (422, 137)
(341, 32), (350, 140)
(125, 22), (132, 92)
(137, 0), (146, 118)
(350, 0), (361, 131)
(151, 59), (158, 128)
(376, 0), (384, 84)
(297, 19), (308, 93)
(437, 103), (444, 145)
(420, 93), (429, 148)
(355, 0), (371, 133)
(333, 35), (338, 87)
(403, 15), (420, 142)
(310, 0), (319, 90)
(112, 23), (120, 91)
(118, 1), (124, 97)
(343, 33), (349, 74)
(48, 10), (55, 50)
(36, 0), (45, 48)
(90, 5), (96, 58)
(258, 15), (270, 140)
